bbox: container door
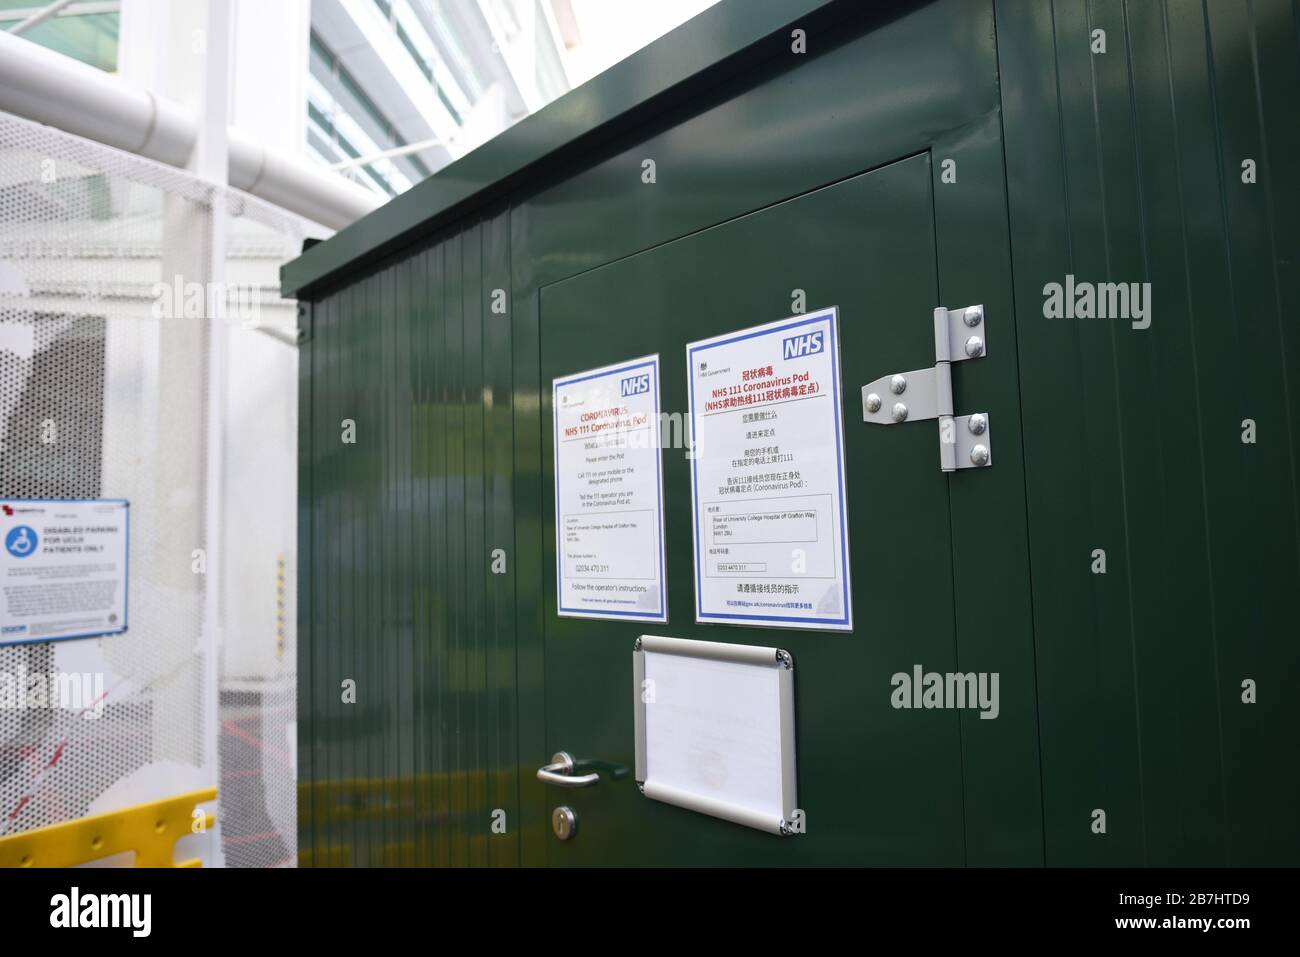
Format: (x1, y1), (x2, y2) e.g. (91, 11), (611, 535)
(538, 153), (1012, 864)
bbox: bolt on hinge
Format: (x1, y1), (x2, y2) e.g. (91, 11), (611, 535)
(860, 304), (992, 471)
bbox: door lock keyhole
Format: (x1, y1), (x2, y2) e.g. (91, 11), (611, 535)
(552, 805), (577, 841)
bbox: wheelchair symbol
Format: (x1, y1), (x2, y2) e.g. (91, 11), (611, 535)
(5, 525), (37, 558)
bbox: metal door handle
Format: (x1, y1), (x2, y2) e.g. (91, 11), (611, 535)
(536, 751), (600, 788)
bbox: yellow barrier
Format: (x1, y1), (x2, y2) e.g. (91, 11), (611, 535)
(0, 787), (217, 868)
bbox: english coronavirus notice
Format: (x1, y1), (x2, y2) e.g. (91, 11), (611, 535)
(553, 355), (667, 622)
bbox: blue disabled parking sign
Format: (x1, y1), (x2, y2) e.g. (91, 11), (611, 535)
(5, 525), (37, 558)
(1, 499), (129, 645)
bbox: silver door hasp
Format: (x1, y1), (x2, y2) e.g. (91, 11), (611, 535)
(861, 304), (992, 471)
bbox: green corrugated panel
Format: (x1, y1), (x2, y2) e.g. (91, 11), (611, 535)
(298, 216), (522, 866)
(997, 0), (1300, 864)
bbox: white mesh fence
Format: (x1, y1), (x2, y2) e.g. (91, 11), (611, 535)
(0, 110), (323, 867)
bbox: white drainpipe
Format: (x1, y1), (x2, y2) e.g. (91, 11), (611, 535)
(0, 29), (381, 230)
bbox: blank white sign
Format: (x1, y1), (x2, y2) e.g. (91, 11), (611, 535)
(636, 635), (795, 834)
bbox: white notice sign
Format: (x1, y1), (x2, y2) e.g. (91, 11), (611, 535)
(1, 499), (129, 646)
(553, 356), (667, 622)
(634, 634), (797, 835)
(687, 308), (852, 630)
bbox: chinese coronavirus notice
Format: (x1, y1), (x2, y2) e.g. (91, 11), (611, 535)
(686, 308), (852, 631)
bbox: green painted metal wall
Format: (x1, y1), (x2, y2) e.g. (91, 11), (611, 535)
(997, 0), (1300, 865)
(293, 0), (1300, 866)
(297, 210), (518, 867)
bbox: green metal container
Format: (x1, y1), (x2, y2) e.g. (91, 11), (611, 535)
(283, 0), (1300, 867)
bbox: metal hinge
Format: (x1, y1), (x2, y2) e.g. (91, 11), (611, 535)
(860, 304), (992, 471)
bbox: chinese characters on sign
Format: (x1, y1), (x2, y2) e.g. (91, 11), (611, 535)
(686, 309), (852, 631)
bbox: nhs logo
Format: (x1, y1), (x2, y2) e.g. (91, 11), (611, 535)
(620, 373), (651, 396)
(782, 330), (824, 360)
